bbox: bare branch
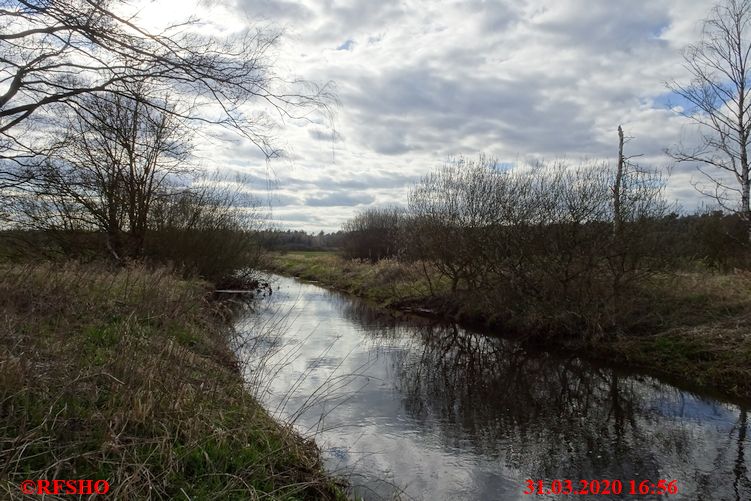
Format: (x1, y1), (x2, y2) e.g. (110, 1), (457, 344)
(668, 0), (751, 240)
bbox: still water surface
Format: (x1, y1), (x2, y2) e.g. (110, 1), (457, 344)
(235, 275), (750, 500)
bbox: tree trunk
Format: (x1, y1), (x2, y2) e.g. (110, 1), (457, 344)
(743, 173), (751, 244)
(613, 125), (625, 239)
(106, 230), (122, 263)
(738, 63), (750, 243)
(740, 131), (751, 243)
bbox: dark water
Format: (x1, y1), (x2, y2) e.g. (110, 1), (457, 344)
(235, 275), (751, 500)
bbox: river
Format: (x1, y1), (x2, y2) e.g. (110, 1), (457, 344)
(234, 274), (750, 500)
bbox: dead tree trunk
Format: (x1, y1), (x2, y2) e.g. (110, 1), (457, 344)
(613, 125), (625, 239)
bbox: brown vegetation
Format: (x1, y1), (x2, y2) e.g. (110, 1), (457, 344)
(0, 262), (344, 500)
(335, 155), (670, 337)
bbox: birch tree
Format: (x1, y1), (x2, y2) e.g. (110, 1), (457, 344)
(668, 0), (751, 241)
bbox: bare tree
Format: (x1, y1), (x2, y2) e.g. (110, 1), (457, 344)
(668, 0), (751, 241)
(0, 0), (333, 185)
(13, 83), (190, 260)
(408, 156), (505, 292)
(342, 206), (404, 262)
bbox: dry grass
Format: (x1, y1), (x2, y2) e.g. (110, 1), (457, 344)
(264, 252), (441, 306)
(0, 262), (344, 500)
(595, 271), (751, 396)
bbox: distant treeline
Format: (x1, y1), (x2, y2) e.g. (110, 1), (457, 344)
(257, 229), (346, 252)
(343, 205), (750, 271)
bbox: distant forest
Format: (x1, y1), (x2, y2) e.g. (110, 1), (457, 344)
(258, 229), (346, 252)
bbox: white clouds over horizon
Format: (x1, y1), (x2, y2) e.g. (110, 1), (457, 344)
(151, 0), (719, 231)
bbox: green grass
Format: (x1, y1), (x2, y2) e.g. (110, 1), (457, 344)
(0, 262), (346, 500)
(266, 252), (751, 399)
(267, 251), (442, 306)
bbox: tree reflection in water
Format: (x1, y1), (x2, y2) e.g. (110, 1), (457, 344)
(338, 299), (751, 500)
(245, 277), (751, 500)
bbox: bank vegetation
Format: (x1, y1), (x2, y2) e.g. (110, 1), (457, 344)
(268, 153), (751, 398)
(0, 262), (345, 499)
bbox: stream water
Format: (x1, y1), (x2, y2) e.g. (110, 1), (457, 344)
(234, 274), (750, 500)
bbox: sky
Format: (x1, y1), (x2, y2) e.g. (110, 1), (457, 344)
(137, 0), (719, 232)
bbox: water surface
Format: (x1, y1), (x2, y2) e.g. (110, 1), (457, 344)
(235, 275), (750, 500)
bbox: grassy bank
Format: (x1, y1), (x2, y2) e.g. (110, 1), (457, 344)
(266, 251), (751, 399)
(0, 262), (344, 500)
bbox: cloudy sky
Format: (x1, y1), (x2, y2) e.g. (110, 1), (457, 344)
(140, 0), (717, 231)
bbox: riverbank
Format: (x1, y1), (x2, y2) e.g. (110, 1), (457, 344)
(265, 251), (751, 399)
(0, 262), (345, 499)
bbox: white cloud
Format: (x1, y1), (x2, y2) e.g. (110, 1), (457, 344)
(145, 0), (721, 231)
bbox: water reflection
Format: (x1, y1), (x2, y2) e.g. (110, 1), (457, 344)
(237, 276), (750, 500)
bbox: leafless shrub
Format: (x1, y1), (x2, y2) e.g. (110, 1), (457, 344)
(341, 206), (405, 262)
(146, 173), (265, 286)
(406, 155), (669, 336)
